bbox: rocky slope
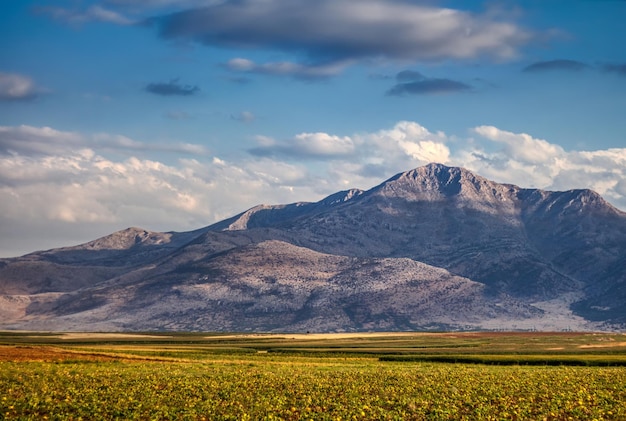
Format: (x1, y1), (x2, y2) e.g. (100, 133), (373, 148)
(1, 163), (625, 331)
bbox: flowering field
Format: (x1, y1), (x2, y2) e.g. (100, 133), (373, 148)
(1, 332), (626, 420)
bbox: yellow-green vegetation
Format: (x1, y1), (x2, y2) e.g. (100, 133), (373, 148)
(1, 331), (626, 420)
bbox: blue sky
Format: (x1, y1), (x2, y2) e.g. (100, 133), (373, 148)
(1, 0), (625, 257)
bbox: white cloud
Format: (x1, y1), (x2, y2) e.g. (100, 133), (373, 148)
(251, 121), (450, 169)
(225, 58), (352, 79)
(363, 121), (451, 166)
(254, 135), (276, 147)
(292, 133), (356, 157)
(87, 5), (134, 24)
(459, 126), (626, 208)
(0, 72), (40, 101)
(473, 126), (564, 164)
(226, 58), (256, 72)
(35, 5), (134, 25)
(0, 125), (83, 155)
(0, 125), (208, 157)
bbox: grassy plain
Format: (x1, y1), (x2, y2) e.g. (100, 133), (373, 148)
(1, 331), (626, 420)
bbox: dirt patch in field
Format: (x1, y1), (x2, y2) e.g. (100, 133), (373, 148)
(0, 345), (126, 362)
(579, 342), (626, 349)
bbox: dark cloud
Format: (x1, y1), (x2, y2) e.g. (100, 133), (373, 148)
(145, 79), (200, 96)
(523, 59), (588, 73)
(388, 79), (471, 96)
(396, 70), (426, 82)
(604, 63), (626, 76)
(387, 70), (471, 96)
(145, 0), (531, 68)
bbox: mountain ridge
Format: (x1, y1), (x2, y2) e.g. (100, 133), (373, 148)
(1, 163), (625, 331)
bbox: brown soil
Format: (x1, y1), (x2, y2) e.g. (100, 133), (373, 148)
(579, 342), (626, 349)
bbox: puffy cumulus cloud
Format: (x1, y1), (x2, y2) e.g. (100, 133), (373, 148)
(0, 72), (41, 101)
(472, 126), (564, 165)
(291, 133), (356, 157)
(250, 133), (356, 159)
(458, 126), (626, 210)
(250, 121), (450, 169)
(550, 149), (626, 197)
(249, 133), (355, 160)
(361, 121), (450, 168)
(320, 122), (451, 190)
(572, 148), (626, 169)
(147, 0), (531, 69)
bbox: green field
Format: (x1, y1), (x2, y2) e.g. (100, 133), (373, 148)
(1, 331), (626, 420)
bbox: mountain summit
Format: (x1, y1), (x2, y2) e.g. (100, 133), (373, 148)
(1, 163), (625, 332)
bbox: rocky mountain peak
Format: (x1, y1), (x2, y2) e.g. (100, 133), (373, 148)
(519, 187), (624, 219)
(374, 163), (517, 209)
(319, 188), (365, 206)
(563, 189), (616, 213)
(77, 227), (174, 251)
(226, 205), (273, 231)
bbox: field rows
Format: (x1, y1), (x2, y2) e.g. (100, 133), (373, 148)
(1, 332), (626, 420)
(3, 359), (626, 420)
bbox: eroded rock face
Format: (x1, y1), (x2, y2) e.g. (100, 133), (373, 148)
(1, 163), (625, 332)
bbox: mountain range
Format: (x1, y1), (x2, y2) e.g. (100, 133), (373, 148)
(1, 163), (625, 332)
